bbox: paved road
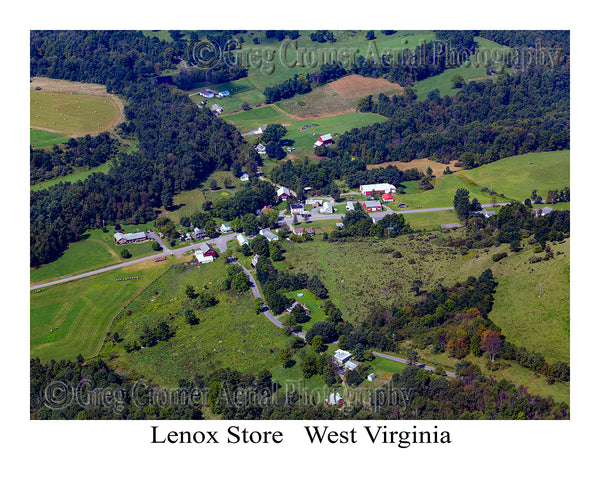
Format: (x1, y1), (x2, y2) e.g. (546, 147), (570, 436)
(30, 233), (238, 290)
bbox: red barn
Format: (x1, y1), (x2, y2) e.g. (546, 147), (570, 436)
(313, 133), (333, 147)
(363, 200), (382, 212)
(382, 193), (394, 202)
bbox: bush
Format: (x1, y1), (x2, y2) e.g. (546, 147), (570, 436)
(120, 248), (132, 259)
(492, 252), (507, 262)
(528, 256), (543, 264)
(151, 241), (162, 251)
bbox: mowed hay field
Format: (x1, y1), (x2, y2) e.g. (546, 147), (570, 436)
(367, 158), (461, 177)
(278, 74), (404, 117)
(31, 261), (169, 362)
(30, 91), (121, 135)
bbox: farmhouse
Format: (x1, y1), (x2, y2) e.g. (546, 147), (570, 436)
(535, 206), (554, 217)
(471, 210), (496, 218)
(325, 392), (344, 407)
(194, 244), (217, 264)
(255, 143), (267, 155)
(251, 254), (260, 268)
(363, 200), (383, 212)
(220, 222), (233, 233)
(360, 183), (396, 195)
(113, 231), (147, 245)
(240, 172), (250, 182)
(313, 133), (333, 147)
(277, 186), (291, 201)
(320, 201), (333, 214)
(346, 201), (355, 211)
(293, 227), (314, 236)
(334, 349), (352, 365)
(216, 90), (230, 97)
(199, 88), (218, 98)
(367, 373), (376, 382)
(211, 104), (223, 115)
(193, 227), (206, 239)
(259, 228), (279, 242)
(382, 193), (394, 203)
(237, 234), (249, 246)
(285, 301), (310, 314)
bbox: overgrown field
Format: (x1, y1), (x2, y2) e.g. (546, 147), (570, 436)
(31, 260), (170, 362)
(105, 258), (291, 386)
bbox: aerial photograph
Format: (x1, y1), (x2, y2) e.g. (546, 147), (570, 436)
(29, 29), (570, 421)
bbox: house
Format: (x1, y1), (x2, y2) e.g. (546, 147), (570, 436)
(325, 392), (344, 407)
(313, 133), (333, 147)
(334, 349), (352, 365)
(259, 228), (279, 242)
(360, 183), (397, 196)
(471, 210), (496, 218)
(113, 231), (147, 244)
(345, 361), (358, 371)
(251, 254), (260, 268)
(363, 200), (383, 212)
(367, 373), (376, 382)
(382, 193), (394, 203)
(255, 143), (267, 155)
(211, 104), (223, 115)
(535, 206), (554, 217)
(220, 222), (233, 233)
(293, 227), (314, 236)
(346, 201), (355, 211)
(198, 90), (215, 98)
(217, 90), (230, 97)
(305, 198), (322, 206)
(193, 227), (206, 239)
(240, 172), (250, 182)
(320, 201), (333, 214)
(237, 234), (249, 246)
(153, 75), (173, 86)
(290, 204), (305, 215)
(285, 301), (310, 314)
(185, 233), (192, 242)
(277, 186), (291, 201)
(336, 223), (345, 229)
(194, 244), (217, 264)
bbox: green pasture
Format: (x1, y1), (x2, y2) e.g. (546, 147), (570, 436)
(31, 162), (111, 191)
(189, 77), (266, 113)
(31, 260), (170, 362)
(221, 105), (294, 133)
(30, 128), (67, 148)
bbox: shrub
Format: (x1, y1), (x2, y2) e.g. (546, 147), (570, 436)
(121, 248), (132, 259)
(492, 252), (507, 262)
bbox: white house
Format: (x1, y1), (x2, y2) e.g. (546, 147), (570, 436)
(367, 373), (376, 382)
(211, 103), (223, 114)
(360, 183), (397, 196)
(277, 186), (291, 201)
(194, 244), (217, 264)
(220, 222), (233, 233)
(345, 361), (358, 371)
(320, 201), (333, 214)
(240, 173), (250, 182)
(325, 392), (343, 407)
(255, 143), (266, 155)
(346, 201), (355, 211)
(259, 228), (279, 242)
(237, 234), (249, 246)
(334, 349), (352, 365)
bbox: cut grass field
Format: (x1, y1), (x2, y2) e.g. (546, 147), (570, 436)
(30, 162), (111, 191)
(31, 259), (170, 362)
(107, 258), (291, 386)
(30, 128), (67, 148)
(367, 158), (461, 177)
(30, 90), (121, 136)
(220, 105), (294, 133)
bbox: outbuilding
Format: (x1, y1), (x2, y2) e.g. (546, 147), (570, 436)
(363, 200), (383, 212)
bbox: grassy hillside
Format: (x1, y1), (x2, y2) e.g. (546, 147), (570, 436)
(31, 260), (170, 362)
(105, 258), (291, 387)
(30, 128), (67, 148)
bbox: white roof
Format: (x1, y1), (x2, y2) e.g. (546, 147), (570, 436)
(320, 133), (332, 141)
(360, 183), (396, 193)
(115, 231), (146, 241)
(345, 361), (358, 370)
(326, 392), (343, 405)
(259, 228), (279, 241)
(334, 349), (352, 363)
(237, 234), (248, 245)
(277, 186), (291, 197)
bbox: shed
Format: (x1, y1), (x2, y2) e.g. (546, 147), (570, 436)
(363, 200), (383, 212)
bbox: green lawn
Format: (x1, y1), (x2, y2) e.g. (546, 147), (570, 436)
(30, 128), (67, 148)
(280, 289), (328, 332)
(31, 260), (170, 362)
(107, 258), (291, 386)
(401, 209), (460, 228)
(189, 77), (266, 113)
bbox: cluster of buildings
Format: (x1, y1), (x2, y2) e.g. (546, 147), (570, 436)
(113, 231), (147, 245)
(198, 88), (230, 99)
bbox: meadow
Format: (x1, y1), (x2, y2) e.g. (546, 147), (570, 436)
(106, 258), (291, 387)
(31, 259), (170, 362)
(31, 162), (111, 191)
(189, 77), (266, 113)
(220, 105), (294, 133)
(30, 90), (121, 135)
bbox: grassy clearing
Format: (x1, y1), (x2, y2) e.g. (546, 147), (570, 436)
(107, 258), (291, 386)
(367, 158), (461, 177)
(30, 128), (67, 148)
(31, 260), (170, 362)
(221, 105), (294, 132)
(400, 209), (460, 228)
(30, 91), (121, 135)
(188, 77), (266, 113)
(280, 289), (328, 332)
(31, 162), (111, 191)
